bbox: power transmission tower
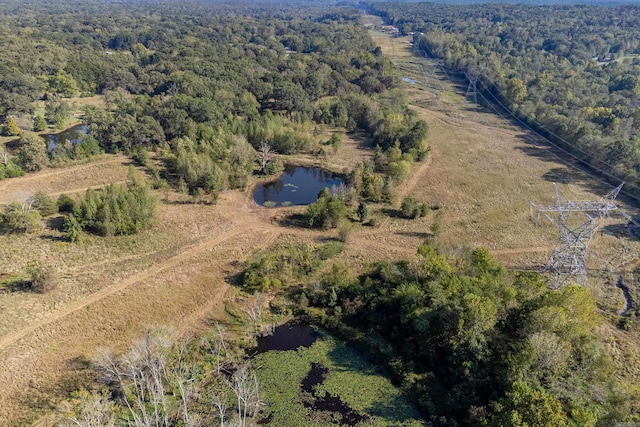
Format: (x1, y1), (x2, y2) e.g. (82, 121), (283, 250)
(465, 67), (480, 104)
(531, 182), (623, 289)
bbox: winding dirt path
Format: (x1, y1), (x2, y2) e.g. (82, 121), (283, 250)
(0, 220), (253, 352)
(0, 156), (127, 194)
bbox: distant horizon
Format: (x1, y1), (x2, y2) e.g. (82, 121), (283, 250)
(360, 0), (640, 5)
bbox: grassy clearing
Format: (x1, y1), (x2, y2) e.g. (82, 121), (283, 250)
(254, 334), (423, 427)
(0, 96), (105, 145)
(370, 33), (414, 58)
(1, 24), (640, 426)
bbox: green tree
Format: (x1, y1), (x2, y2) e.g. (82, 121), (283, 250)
(17, 132), (48, 171)
(31, 191), (57, 216)
(63, 214), (82, 243)
(44, 96), (71, 128)
(356, 201), (368, 222)
(494, 381), (568, 427)
(33, 115), (47, 132)
(48, 70), (79, 97)
(5, 116), (20, 136)
(328, 133), (342, 153)
(306, 192), (348, 229)
(1, 200), (42, 233)
(57, 193), (76, 213)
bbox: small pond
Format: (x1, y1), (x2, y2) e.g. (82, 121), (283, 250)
(254, 324), (370, 426)
(254, 323), (321, 353)
(47, 124), (89, 151)
(253, 165), (345, 207)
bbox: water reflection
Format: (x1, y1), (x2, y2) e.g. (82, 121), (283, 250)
(47, 124), (89, 151)
(253, 166), (345, 207)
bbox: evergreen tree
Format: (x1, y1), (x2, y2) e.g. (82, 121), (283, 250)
(63, 214), (82, 243)
(5, 116), (20, 136)
(33, 115), (47, 132)
(356, 201), (368, 222)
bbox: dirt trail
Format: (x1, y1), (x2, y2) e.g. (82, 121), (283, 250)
(491, 246), (550, 256)
(0, 156), (127, 194)
(395, 153), (433, 204)
(176, 228), (282, 335)
(0, 219), (253, 352)
(47, 180), (127, 198)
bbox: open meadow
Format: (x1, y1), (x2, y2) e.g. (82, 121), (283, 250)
(0, 27), (639, 426)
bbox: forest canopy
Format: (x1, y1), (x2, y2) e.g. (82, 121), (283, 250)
(0, 0), (428, 196)
(367, 2), (640, 197)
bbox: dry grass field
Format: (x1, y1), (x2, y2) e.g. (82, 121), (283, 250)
(0, 29), (639, 425)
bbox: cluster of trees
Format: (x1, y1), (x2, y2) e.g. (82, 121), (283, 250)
(1, 169), (156, 241)
(1, 129), (102, 179)
(242, 243), (329, 293)
(296, 244), (636, 425)
(58, 325), (263, 427)
(0, 191), (58, 234)
(66, 168), (157, 238)
(305, 187), (349, 229)
(0, 1), (428, 200)
(367, 2), (640, 194)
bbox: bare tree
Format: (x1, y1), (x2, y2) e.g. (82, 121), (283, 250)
(240, 293), (265, 336)
(57, 389), (116, 427)
(257, 141), (272, 174)
(203, 322), (231, 373)
(175, 344), (202, 427)
(228, 363), (262, 427)
(94, 327), (198, 427)
(211, 389), (230, 427)
(0, 145), (9, 166)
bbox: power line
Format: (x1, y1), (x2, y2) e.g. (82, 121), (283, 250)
(415, 36), (640, 200)
(532, 183), (623, 289)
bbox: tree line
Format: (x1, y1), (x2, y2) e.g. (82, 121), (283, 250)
(367, 2), (640, 195)
(1, 1), (428, 201)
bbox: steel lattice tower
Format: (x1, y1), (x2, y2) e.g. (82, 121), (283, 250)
(531, 183), (623, 289)
(465, 67), (480, 104)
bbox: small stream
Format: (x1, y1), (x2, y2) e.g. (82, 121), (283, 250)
(616, 276), (634, 315)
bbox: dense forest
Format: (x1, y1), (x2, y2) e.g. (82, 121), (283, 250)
(367, 2), (640, 196)
(0, 0), (428, 199)
(247, 243), (637, 426)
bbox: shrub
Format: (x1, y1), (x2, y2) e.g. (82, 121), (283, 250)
(316, 241), (344, 260)
(57, 193), (76, 213)
(1, 200), (42, 233)
(337, 221), (353, 243)
(400, 196), (429, 219)
(26, 262), (56, 293)
(0, 160), (26, 179)
(31, 191), (58, 216)
(130, 146), (150, 167)
(400, 196), (421, 219)
(242, 244), (322, 292)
